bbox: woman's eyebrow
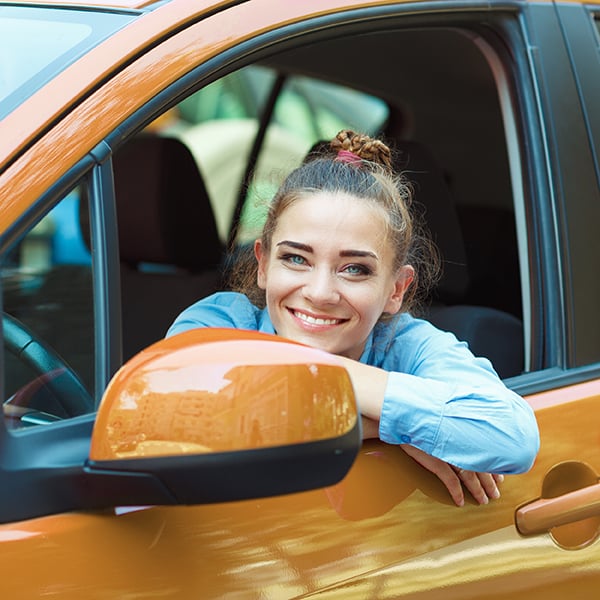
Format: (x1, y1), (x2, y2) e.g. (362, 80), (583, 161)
(340, 249), (378, 259)
(276, 241), (378, 260)
(276, 240), (313, 252)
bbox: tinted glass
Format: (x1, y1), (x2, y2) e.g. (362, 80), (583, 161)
(162, 65), (389, 242)
(1, 186), (95, 429)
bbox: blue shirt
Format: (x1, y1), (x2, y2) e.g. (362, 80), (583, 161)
(168, 292), (539, 474)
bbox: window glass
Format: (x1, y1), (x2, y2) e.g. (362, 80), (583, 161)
(1, 186), (95, 429)
(162, 65), (389, 243)
(0, 6), (135, 119)
(239, 75), (389, 243)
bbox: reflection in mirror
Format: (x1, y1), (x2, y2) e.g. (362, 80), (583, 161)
(91, 329), (357, 460)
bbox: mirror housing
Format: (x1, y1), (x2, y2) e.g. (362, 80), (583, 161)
(86, 328), (360, 505)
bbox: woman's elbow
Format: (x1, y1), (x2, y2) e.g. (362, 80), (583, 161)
(507, 403), (540, 473)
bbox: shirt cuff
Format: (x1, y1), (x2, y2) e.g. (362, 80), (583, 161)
(378, 371), (449, 454)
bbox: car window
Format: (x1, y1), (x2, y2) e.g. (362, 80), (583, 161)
(239, 74), (390, 243)
(146, 27), (526, 379)
(0, 5), (135, 119)
(1, 185), (95, 429)
(106, 24), (528, 380)
(163, 65), (390, 243)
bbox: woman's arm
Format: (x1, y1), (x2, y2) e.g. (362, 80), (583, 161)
(342, 357), (537, 506)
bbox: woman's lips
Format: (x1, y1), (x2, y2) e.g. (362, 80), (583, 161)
(289, 308), (347, 327)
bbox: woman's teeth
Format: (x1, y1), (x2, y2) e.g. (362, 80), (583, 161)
(293, 311), (340, 325)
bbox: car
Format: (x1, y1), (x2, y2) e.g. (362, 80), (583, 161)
(1, 0), (600, 597)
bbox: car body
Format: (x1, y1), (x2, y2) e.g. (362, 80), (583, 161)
(1, 0), (600, 597)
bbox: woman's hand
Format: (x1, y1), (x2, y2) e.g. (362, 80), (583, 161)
(361, 418), (502, 506)
(400, 444), (503, 507)
(339, 356), (503, 506)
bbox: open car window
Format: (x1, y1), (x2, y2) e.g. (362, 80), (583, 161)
(118, 25), (527, 380)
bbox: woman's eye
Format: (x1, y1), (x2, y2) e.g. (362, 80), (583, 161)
(281, 253), (307, 266)
(343, 264), (372, 276)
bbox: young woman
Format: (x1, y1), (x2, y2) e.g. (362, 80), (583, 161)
(168, 130), (539, 507)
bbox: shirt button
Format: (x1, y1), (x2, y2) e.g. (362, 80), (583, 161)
(400, 434), (411, 443)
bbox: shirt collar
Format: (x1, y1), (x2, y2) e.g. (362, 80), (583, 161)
(359, 330), (375, 364)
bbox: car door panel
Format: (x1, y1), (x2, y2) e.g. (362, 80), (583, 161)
(1, 381), (599, 599)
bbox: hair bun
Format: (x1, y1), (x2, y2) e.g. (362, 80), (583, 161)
(331, 130), (393, 170)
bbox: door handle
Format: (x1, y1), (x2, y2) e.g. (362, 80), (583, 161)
(516, 481), (600, 535)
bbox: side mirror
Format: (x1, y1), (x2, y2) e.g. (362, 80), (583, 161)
(86, 328), (360, 505)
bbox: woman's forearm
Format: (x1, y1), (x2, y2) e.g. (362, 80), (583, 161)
(336, 355), (539, 474)
(337, 356), (388, 420)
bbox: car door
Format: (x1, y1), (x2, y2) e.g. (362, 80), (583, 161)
(1, 1), (600, 598)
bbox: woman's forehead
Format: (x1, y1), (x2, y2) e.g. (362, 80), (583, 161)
(281, 191), (388, 224)
(273, 192), (392, 253)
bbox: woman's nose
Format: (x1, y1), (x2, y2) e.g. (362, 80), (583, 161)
(302, 269), (340, 305)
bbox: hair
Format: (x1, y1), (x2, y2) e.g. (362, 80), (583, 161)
(228, 129), (440, 316)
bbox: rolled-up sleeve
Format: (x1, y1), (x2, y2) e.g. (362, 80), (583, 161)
(372, 317), (540, 474)
(379, 372), (539, 473)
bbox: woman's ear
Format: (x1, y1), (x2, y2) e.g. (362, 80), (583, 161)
(254, 239), (268, 290)
(384, 265), (415, 314)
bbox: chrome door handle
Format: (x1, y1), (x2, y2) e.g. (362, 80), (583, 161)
(516, 481), (600, 535)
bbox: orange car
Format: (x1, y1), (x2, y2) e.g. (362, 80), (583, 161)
(1, 0), (600, 597)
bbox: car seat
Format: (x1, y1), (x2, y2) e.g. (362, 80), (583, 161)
(111, 134), (224, 361)
(391, 140), (470, 305)
(390, 140), (524, 378)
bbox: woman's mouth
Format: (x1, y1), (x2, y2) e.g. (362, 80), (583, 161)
(290, 309), (347, 327)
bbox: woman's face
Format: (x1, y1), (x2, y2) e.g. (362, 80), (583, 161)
(255, 192), (414, 360)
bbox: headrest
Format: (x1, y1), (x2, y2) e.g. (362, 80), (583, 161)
(428, 305), (523, 378)
(112, 134), (223, 272)
(393, 140), (469, 302)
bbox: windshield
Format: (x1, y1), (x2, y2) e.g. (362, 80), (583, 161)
(0, 5), (136, 119)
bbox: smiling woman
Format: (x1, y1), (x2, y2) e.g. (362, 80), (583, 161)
(167, 129), (540, 507)
(253, 192), (414, 359)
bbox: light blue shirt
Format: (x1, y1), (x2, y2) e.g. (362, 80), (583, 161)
(168, 292), (539, 474)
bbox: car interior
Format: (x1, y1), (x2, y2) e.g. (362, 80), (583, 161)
(2, 22), (528, 424)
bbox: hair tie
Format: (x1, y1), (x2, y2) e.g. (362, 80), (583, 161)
(335, 149), (362, 166)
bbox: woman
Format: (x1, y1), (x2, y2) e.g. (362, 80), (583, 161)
(168, 130), (539, 507)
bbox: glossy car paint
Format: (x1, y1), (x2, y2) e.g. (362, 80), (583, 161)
(1, 0), (600, 597)
(1, 377), (599, 598)
(91, 328), (357, 459)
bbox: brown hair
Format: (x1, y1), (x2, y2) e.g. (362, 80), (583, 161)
(228, 130), (440, 315)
